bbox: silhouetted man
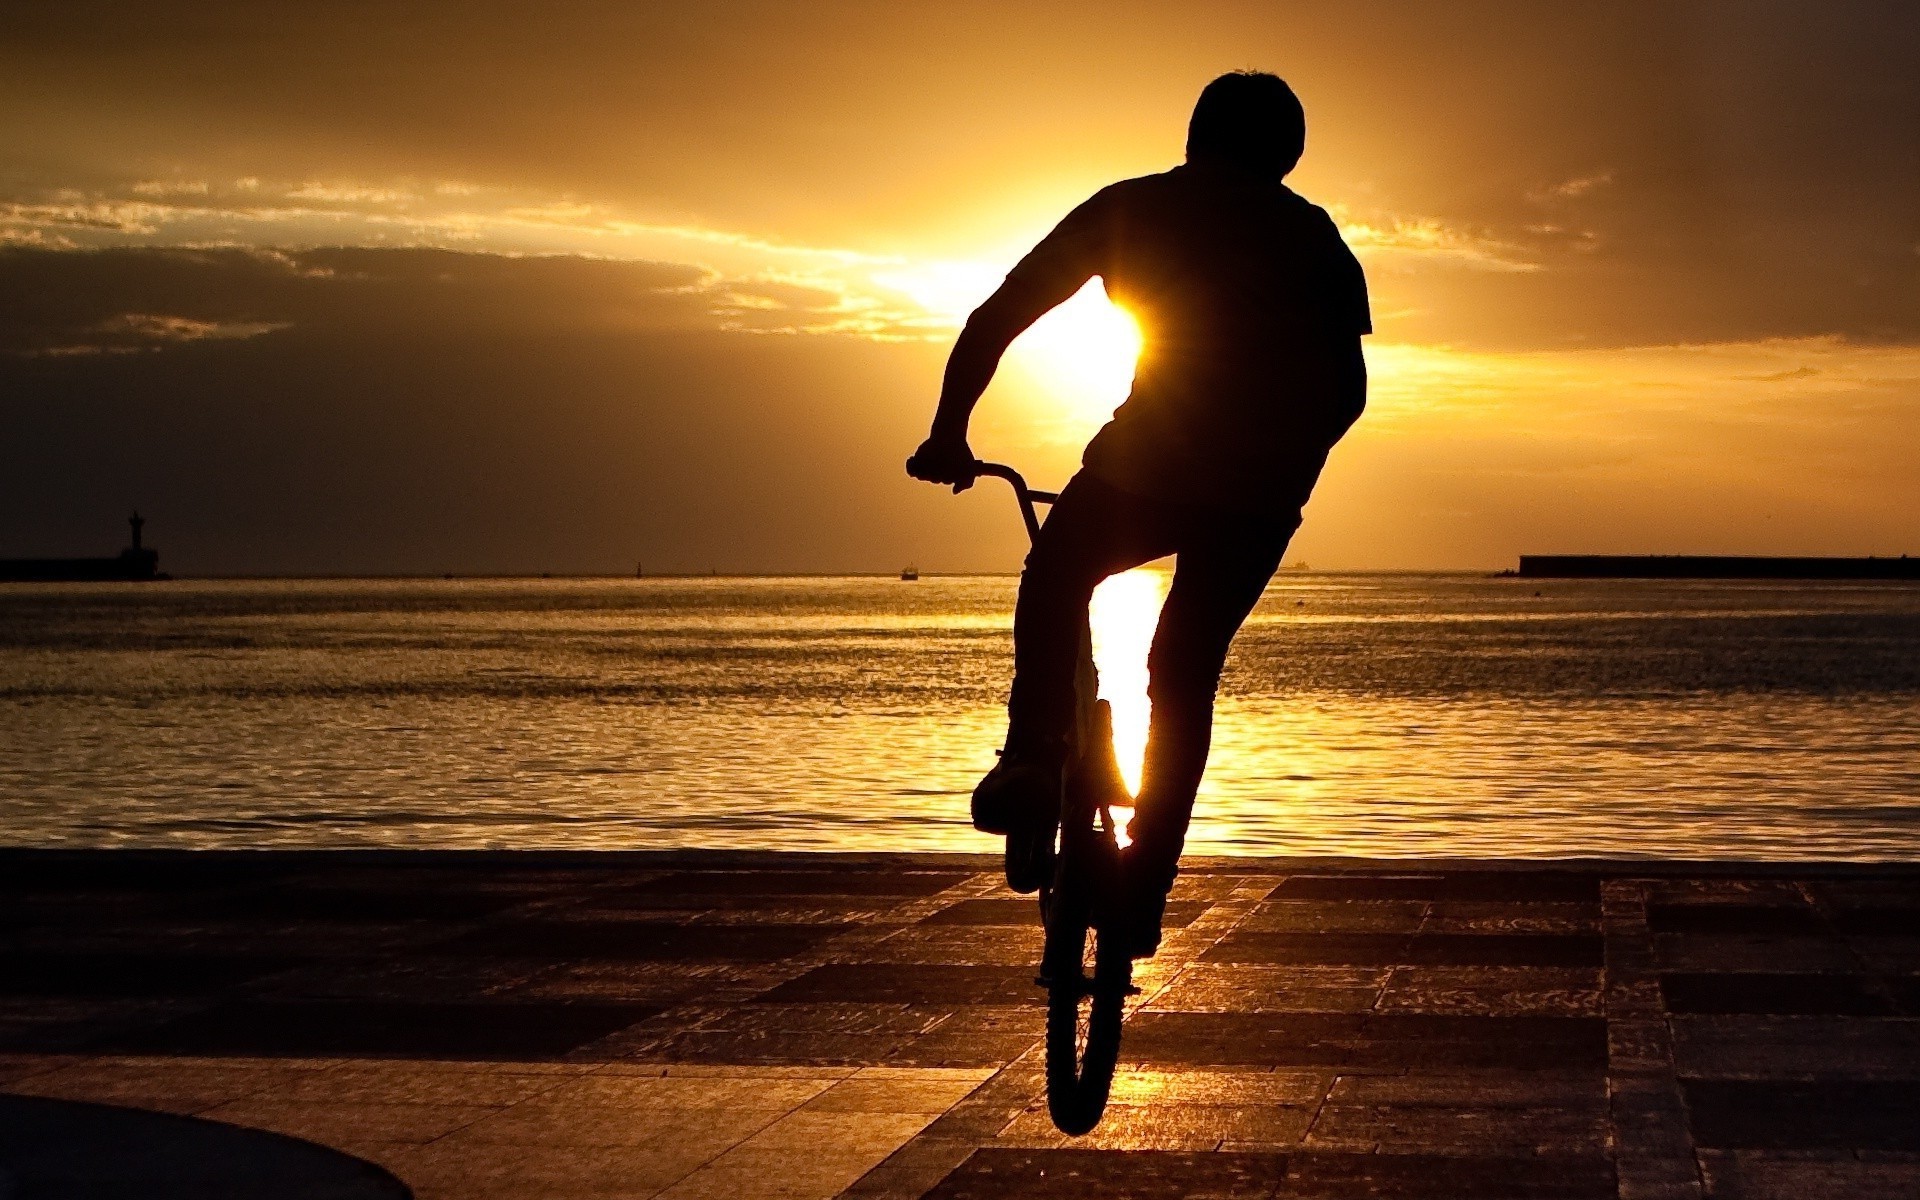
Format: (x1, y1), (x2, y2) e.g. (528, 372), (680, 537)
(908, 71), (1369, 955)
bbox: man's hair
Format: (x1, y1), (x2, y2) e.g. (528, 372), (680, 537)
(1186, 71), (1306, 179)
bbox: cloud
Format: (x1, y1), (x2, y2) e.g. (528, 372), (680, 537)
(1333, 211), (1541, 273)
(0, 246), (714, 355)
(1527, 170), (1614, 203)
(0, 180), (947, 339)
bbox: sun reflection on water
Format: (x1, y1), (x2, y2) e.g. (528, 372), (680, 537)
(1088, 567), (1170, 807)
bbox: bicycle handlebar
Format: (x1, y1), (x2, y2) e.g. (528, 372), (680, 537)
(968, 460), (1058, 543)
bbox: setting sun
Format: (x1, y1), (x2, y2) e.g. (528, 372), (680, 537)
(1005, 281), (1143, 421)
(879, 265), (1143, 425)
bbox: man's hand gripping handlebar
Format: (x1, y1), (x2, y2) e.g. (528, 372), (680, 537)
(907, 442), (1058, 544)
(905, 435), (980, 494)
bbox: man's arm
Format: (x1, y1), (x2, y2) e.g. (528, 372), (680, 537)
(905, 280), (1065, 489)
(908, 189), (1112, 487)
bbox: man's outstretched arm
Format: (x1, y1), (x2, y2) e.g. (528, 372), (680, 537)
(906, 281), (1063, 489)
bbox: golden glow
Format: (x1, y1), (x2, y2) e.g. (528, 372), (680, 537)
(1089, 566), (1169, 801)
(874, 264), (1141, 424)
(1006, 281), (1143, 422)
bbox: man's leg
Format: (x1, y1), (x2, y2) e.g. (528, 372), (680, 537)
(978, 473), (1174, 844)
(1122, 513), (1295, 947)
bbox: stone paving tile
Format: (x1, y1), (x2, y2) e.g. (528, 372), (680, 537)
(622, 871), (973, 898)
(500, 960), (750, 1003)
(1424, 901), (1603, 933)
(1402, 934), (1604, 967)
(1199, 931), (1415, 965)
(1201, 931), (1603, 968)
(925, 1147), (1618, 1199)
(1106, 1068), (1330, 1107)
(1672, 1014), (1920, 1079)
(258, 957), (548, 1002)
(1376, 965), (1603, 1016)
(1820, 913), (1920, 940)
(0, 996), (200, 1054)
(1831, 907), (1920, 936)
(0, 1057), (308, 1114)
(1237, 900), (1428, 933)
(1304, 1102), (1607, 1153)
(1280, 1151), (1616, 1198)
(1684, 1080), (1920, 1151)
(924, 1147), (1288, 1199)
(757, 965), (1040, 1007)
(866, 926), (1048, 966)
(1647, 905), (1827, 936)
(1022, 1100), (1317, 1151)
(103, 999), (663, 1059)
(1660, 972), (1893, 1016)
(623, 1027), (929, 1066)
(206, 884), (541, 923)
(264, 1060), (578, 1106)
(0, 951), (305, 998)
(1120, 1012), (1610, 1070)
(2, 924), (436, 962)
(674, 1001), (954, 1037)
(0, 1053), (69, 1086)
(5, 855), (1920, 1200)
(383, 1137), (733, 1200)
(1848, 935), (1920, 973)
(656, 1110), (941, 1200)
(800, 1072), (989, 1115)
(200, 1096), (498, 1145)
(1643, 878), (1809, 906)
(1142, 964), (1388, 1007)
(1887, 976), (1920, 1014)
(599, 1062), (857, 1078)
(919, 899), (1205, 929)
(1697, 1150), (1920, 1200)
(1271, 873), (1602, 903)
(1653, 933), (1860, 973)
(1326, 1069), (1604, 1106)
(1166, 875), (1266, 902)
(435, 919), (851, 962)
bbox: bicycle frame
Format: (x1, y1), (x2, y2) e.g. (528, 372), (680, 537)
(966, 461), (1058, 543)
(965, 459), (1130, 1135)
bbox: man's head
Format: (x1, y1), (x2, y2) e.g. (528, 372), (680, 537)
(1186, 71), (1306, 179)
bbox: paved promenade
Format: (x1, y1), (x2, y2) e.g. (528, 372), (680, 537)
(2, 851), (1918, 1199)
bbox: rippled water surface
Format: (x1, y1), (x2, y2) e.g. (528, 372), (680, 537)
(2, 574), (1918, 858)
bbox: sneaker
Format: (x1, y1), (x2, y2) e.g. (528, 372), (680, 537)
(970, 749), (1061, 836)
(972, 750), (1063, 894)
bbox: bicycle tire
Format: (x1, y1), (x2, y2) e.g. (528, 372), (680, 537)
(1040, 764), (1130, 1135)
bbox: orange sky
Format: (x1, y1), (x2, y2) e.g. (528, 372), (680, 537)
(2, 2), (1916, 572)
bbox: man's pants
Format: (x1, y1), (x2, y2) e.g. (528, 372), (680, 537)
(1005, 471), (1298, 878)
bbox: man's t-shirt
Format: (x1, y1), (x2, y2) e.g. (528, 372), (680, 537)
(1004, 162), (1370, 517)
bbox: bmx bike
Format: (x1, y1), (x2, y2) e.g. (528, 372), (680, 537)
(967, 461), (1136, 1135)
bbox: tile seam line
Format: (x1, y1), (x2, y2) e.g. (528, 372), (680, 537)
(1605, 875), (1704, 1200)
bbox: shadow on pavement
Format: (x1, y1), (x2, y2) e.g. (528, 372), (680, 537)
(0, 1095), (411, 1199)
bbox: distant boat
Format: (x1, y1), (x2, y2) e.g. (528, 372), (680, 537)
(900, 566), (920, 581)
(0, 513), (168, 582)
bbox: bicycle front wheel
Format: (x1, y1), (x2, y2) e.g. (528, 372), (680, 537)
(1040, 819), (1129, 1135)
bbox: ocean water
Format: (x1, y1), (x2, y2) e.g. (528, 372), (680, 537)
(1, 573), (1917, 859)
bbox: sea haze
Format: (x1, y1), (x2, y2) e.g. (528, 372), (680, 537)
(2, 574), (1917, 858)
